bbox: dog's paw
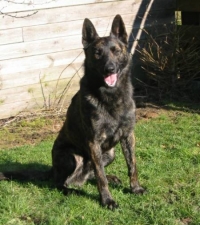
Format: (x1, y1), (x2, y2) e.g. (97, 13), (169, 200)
(131, 185), (146, 195)
(106, 175), (122, 185)
(102, 198), (119, 210)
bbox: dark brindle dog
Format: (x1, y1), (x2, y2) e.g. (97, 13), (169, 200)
(0, 15), (144, 209)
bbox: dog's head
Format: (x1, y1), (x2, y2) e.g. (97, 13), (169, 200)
(82, 15), (130, 88)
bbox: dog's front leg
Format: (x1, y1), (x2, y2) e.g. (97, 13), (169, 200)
(120, 132), (145, 194)
(89, 142), (118, 209)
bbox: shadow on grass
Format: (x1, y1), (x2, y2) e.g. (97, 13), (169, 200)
(0, 162), (53, 187)
(0, 161), (98, 201)
(136, 99), (200, 114)
(86, 176), (146, 196)
(0, 161), (51, 172)
(161, 101), (200, 113)
(0, 161), (133, 203)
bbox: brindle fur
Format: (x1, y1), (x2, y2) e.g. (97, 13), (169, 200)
(0, 15), (144, 210)
(52, 15), (144, 209)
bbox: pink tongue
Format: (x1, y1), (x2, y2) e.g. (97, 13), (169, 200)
(104, 73), (117, 86)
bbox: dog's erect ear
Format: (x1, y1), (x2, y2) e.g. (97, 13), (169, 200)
(82, 18), (99, 49)
(111, 14), (128, 45)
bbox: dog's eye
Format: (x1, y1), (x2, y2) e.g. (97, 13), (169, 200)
(111, 46), (121, 56)
(115, 49), (121, 55)
(94, 49), (102, 59)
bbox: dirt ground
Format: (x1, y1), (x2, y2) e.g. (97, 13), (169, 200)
(0, 104), (162, 150)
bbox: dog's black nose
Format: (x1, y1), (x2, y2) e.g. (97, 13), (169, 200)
(104, 63), (115, 74)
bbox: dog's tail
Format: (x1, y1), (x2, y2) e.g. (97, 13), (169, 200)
(0, 168), (53, 181)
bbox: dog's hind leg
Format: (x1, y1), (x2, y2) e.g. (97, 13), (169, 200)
(52, 148), (76, 190)
(67, 148), (121, 185)
(65, 148), (119, 185)
(64, 155), (94, 187)
(52, 140), (94, 189)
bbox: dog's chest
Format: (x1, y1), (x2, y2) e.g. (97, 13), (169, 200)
(96, 106), (135, 150)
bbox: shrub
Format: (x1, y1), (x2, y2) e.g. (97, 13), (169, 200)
(136, 25), (200, 101)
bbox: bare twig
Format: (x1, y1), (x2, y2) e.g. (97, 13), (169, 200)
(57, 64), (83, 111)
(6, 0), (56, 5)
(52, 50), (84, 107)
(0, 0), (58, 18)
(39, 72), (48, 110)
(0, 10), (38, 18)
(136, 24), (200, 99)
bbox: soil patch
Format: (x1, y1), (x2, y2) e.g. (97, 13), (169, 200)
(0, 105), (162, 150)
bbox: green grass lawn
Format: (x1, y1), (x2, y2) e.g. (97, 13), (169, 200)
(0, 110), (200, 225)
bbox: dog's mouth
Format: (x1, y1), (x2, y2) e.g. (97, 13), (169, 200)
(104, 73), (118, 87)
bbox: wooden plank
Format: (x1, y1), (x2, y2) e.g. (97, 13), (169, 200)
(0, 81), (78, 119)
(0, 34), (83, 61)
(23, 12), (174, 42)
(0, 28), (23, 45)
(0, 92), (76, 119)
(0, 1), (176, 30)
(0, 0), (119, 13)
(23, 16), (126, 42)
(0, 49), (85, 75)
(0, 0), (175, 14)
(0, 20), (175, 76)
(0, 27), (133, 60)
(0, 101), (36, 119)
(176, 0), (200, 12)
(1, 63), (84, 89)
(23, 20), (82, 42)
(0, 25), (162, 61)
(0, 0), (141, 29)
(0, 76), (80, 104)
(0, 10), (175, 60)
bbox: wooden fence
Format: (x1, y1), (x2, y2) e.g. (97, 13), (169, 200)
(0, 0), (175, 119)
